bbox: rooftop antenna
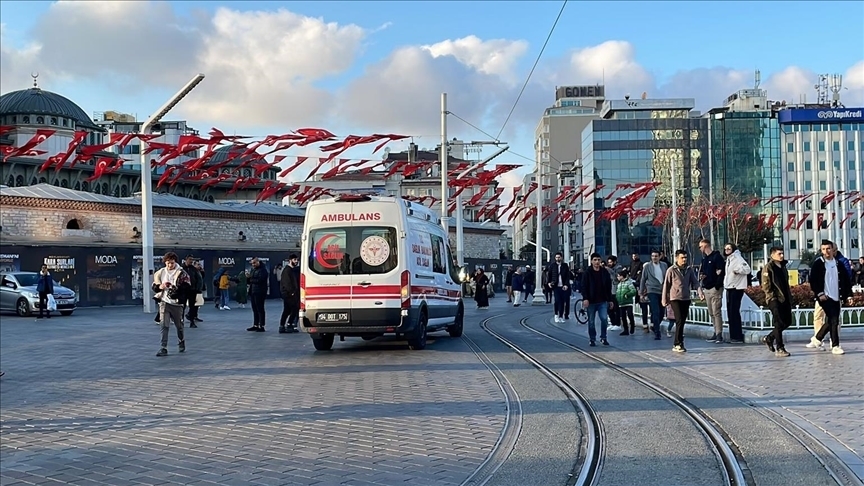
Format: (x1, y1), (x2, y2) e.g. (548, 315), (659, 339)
(754, 69), (761, 89)
(815, 74), (830, 105)
(829, 74), (843, 107)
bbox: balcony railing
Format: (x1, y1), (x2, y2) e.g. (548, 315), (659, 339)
(635, 304), (864, 330)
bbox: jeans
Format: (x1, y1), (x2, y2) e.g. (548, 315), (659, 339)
(38, 291), (51, 318)
(220, 290), (230, 308)
(159, 302), (185, 349)
(669, 300), (691, 347)
(619, 305), (635, 332)
(280, 297), (299, 327)
(725, 288), (745, 341)
(703, 288), (724, 338)
(767, 300), (792, 349)
(815, 298), (841, 347)
(586, 302), (609, 341)
(185, 293), (199, 322)
(647, 293), (663, 336)
(250, 294), (266, 328)
(553, 287), (569, 317)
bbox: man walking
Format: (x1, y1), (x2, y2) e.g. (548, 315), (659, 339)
(247, 257), (269, 332)
(640, 250), (668, 340)
(580, 253), (615, 346)
(760, 246), (793, 358)
(662, 250), (702, 353)
(153, 252), (191, 356)
(279, 254), (301, 333)
(36, 264), (54, 320)
(698, 239), (726, 343)
(809, 240), (853, 355)
(182, 255), (203, 328)
(629, 252), (648, 331)
(548, 252), (573, 322)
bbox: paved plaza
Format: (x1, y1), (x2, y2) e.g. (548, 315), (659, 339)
(1, 296), (862, 485)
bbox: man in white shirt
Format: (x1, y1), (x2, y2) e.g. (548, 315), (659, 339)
(153, 252), (192, 357)
(808, 240), (854, 355)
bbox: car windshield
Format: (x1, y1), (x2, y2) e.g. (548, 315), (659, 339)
(308, 226), (398, 275)
(13, 274), (60, 287)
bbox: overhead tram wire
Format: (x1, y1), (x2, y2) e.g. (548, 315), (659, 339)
(495, 0), (568, 141)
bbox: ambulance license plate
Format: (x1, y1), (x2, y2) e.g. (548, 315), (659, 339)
(317, 312), (349, 323)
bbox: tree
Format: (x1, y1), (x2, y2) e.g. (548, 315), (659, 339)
(800, 250), (817, 267)
(735, 217), (776, 254)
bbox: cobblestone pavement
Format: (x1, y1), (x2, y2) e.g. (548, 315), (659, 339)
(0, 301), (506, 486)
(545, 293), (864, 483)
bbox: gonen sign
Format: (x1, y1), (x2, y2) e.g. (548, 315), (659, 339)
(556, 85), (605, 100)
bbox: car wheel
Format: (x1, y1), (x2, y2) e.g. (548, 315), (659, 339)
(312, 333), (335, 351)
(407, 311), (428, 350)
(447, 304), (464, 338)
(60, 311), (73, 316)
(16, 298), (32, 317)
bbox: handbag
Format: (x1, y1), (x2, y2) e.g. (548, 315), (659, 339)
(665, 304), (675, 320)
(47, 294), (57, 312)
(195, 293), (204, 307)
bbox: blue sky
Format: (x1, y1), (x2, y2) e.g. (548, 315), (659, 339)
(1, 1), (862, 184)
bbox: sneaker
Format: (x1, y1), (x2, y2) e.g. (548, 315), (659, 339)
(179, 341), (186, 353)
(189, 323), (198, 328)
(589, 341), (596, 347)
(666, 331), (673, 338)
(554, 316), (560, 323)
(831, 346), (845, 355)
(728, 339), (744, 344)
(761, 335), (776, 352)
(673, 345), (687, 353)
(514, 303), (521, 307)
(279, 326), (287, 334)
(705, 334), (718, 342)
(247, 326), (258, 332)
(240, 304), (246, 308)
(713, 337), (724, 344)
(600, 339), (609, 346)
(775, 348), (790, 357)
(654, 333), (661, 340)
(156, 348), (168, 357)
(256, 327), (266, 332)
(809, 336), (825, 350)
(223, 306), (231, 310)
(619, 330), (630, 336)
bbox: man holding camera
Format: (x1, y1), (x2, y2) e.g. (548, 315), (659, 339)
(153, 252), (192, 357)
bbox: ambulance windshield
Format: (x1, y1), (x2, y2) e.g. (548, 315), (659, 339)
(308, 227), (398, 275)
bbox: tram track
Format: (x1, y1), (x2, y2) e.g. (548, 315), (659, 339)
(469, 312), (748, 486)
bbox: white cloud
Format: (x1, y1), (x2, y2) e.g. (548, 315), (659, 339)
(842, 61), (864, 106)
(422, 35), (528, 82)
(0, 23), (54, 91)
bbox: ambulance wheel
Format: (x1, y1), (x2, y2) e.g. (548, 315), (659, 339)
(312, 333), (334, 351)
(447, 304), (464, 338)
(407, 312), (428, 350)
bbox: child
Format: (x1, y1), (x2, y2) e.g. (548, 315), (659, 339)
(616, 269), (638, 336)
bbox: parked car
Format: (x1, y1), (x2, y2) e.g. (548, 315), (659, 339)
(0, 272), (78, 317)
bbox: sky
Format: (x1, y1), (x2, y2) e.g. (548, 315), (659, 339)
(1, 0), (863, 200)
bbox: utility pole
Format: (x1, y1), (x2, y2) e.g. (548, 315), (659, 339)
(670, 156), (680, 251)
(533, 161), (546, 305)
(440, 93), (448, 232)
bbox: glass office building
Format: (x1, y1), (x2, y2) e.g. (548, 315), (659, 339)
(706, 107), (782, 245)
(581, 99), (708, 259)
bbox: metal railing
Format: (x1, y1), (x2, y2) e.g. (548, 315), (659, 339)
(634, 304), (864, 331)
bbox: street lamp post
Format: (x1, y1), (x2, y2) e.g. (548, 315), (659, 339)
(440, 93), (449, 232)
(140, 73), (205, 313)
(533, 161), (546, 305)
(670, 154), (680, 251)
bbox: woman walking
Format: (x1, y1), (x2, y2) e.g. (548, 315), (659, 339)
(473, 269), (490, 309)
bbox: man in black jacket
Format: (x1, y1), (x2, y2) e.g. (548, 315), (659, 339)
(580, 253), (615, 346)
(760, 246), (792, 357)
(182, 255), (203, 328)
(809, 240), (853, 354)
(698, 239), (726, 343)
(547, 252), (572, 322)
(247, 257), (269, 332)
(279, 254), (301, 333)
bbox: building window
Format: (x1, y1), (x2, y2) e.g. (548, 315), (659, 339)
(789, 201), (795, 210)
(787, 162), (795, 172)
(36, 116), (44, 124)
(803, 141), (811, 151)
(850, 180), (857, 190)
(849, 141), (856, 151)
(853, 239), (859, 249)
(850, 160), (857, 170)
(807, 239), (813, 248)
(819, 180), (826, 191)
(805, 181), (812, 191)
(834, 160), (840, 169)
(789, 240), (797, 250)
(818, 141), (825, 151)
(786, 142), (794, 152)
(832, 141), (840, 151)
(806, 221), (813, 229)
(62, 118), (68, 127)
(804, 161), (811, 171)
(22, 116), (30, 123)
(819, 161), (826, 171)
(50, 117), (58, 125)
(788, 181), (795, 191)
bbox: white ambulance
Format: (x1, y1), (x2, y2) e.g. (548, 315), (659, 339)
(299, 194), (464, 351)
